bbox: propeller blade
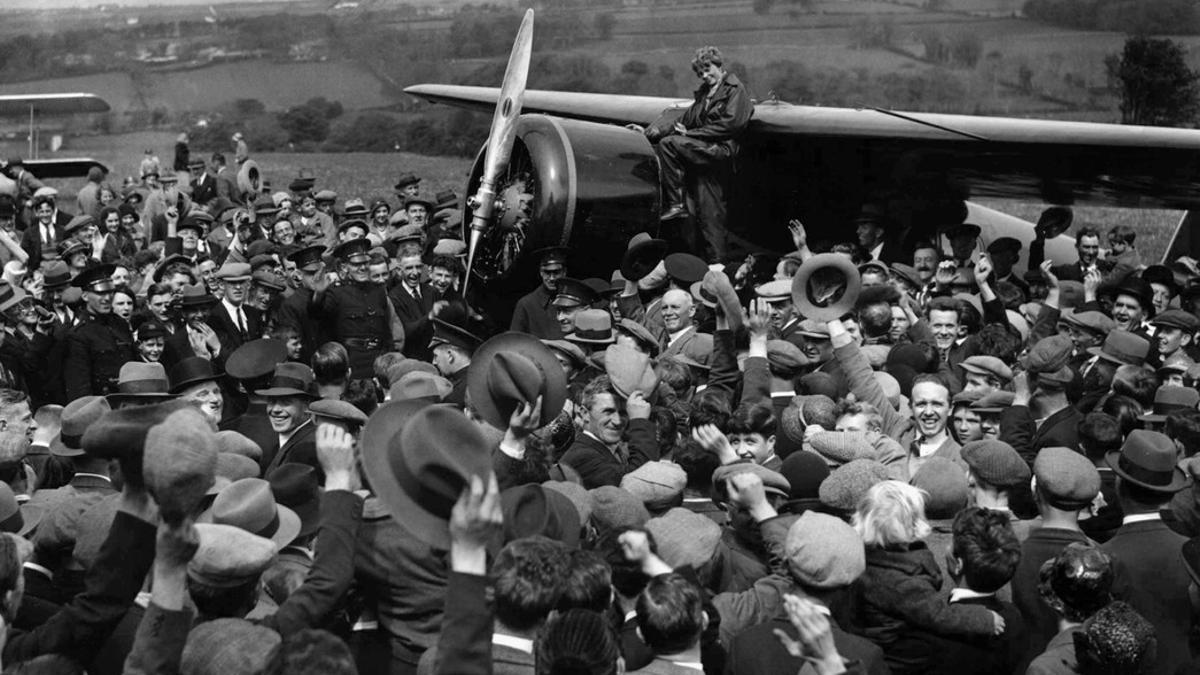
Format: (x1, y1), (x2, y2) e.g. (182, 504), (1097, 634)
(464, 8), (534, 293)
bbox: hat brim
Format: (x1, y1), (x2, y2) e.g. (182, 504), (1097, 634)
(170, 372), (224, 395)
(1105, 450), (1190, 493)
(270, 504), (303, 548)
(468, 332), (568, 431)
(105, 393), (178, 408)
(566, 334), (616, 345)
(1086, 346), (1137, 366)
(620, 238), (668, 281)
(49, 433), (84, 457)
(254, 387), (315, 399)
(17, 504), (44, 537)
(360, 400), (450, 547)
(792, 253), (862, 323)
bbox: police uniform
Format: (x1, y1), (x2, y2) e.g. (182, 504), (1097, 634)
(309, 239), (401, 378)
(429, 318), (482, 408)
(511, 247), (570, 339)
(63, 265), (136, 400)
(276, 245), (329, 364)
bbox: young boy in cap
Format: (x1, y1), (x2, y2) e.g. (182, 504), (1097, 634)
(961, 439), (1033, 541)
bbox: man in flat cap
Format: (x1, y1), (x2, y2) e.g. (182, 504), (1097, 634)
(310, 238), (404, 378)
(511, 246), (569, 339)
(208, 263), (259, 359)
(63, 265), (135, 399)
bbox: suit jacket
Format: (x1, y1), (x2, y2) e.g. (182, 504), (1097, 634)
(192, 174), (217, 204)
(389, 281), (436, 360)
(208, 301), (262, 359)
(1012, 527), (1092, 673)
(1102, 517), (1192, 675)
(20, 213), (70, 270)
(221, 401), (278, 472)
(265, 421), (319, 480)
(560, 420), (659, 489)
(922, 594), (1026, 675)
(661, 327), (715, 367)
(727, 614), (889, 675)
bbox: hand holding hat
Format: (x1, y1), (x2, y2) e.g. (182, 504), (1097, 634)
(144, 407), (218, 525)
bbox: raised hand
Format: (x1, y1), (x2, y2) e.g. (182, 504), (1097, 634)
(692, 424), (737, 465)
(788, 219), (808, 251)
(316, 421), (359, 492)
(507, 394), (543, 441)
(449, 473), (502, 574)
(773, 594), (846, 674)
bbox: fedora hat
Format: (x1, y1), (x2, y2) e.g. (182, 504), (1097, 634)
(267, 464), (321, 538)
(1106, 429), (1190, 493)
(541, 339), (588, 371)
(499, 484), (581, 547)
(0, 283), (25, 315)
(106, 362), (175, 407)
(403, 194), (435, 213)
(621, 233), (668, 281)
(179, 283), (217, 309)
(361, 403), (493, 549)
(203, 478), (302, 548)
(792, 253), (862, 322)
(605, 343), (659, 400)
(0, 483), (42, 537)
(144, 407), (218, 525)
(51, 395), (110, 457)
(615, 318), (660, 357)
(468, 332), (568, 430)
(568, 309), (615, 345)
(1086, 330), (1150, 367)
(1138, 385), (1200, 424)
(42, 261), (71, 289)
(168, 356), (223, 395)
(254, 363), (316, 398)
(236, 159), (261, 196)
(81, 399), (194, 488)
(1035, 206), (1073, 239)
(389, 370), (452, 402)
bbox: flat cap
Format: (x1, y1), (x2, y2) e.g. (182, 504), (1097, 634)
(1151, 308), (1200, 333)
(971, 390), (1015, 413)
(962, 439), (1030, 488)
(785, 511), (865, 589)
(215, 262), (251, 282)
(187, 523), (276, 588)
(1062, 309), (1115, 337)
(588, 485), (650, 530)
(309, 398), (369, 426)
(215, 430), (262, 461)
(767, 339), (808, 376)
(960, 355), (1013, 382)
(542, 481), (593, 524)
(755, 279), (792, 302)
(645, 507), (722, 570)
(620, 461), (687, 511)
(910, 457), (969, 520)
(712, 462), (791, 503)
(1022, 334), (1074, 374)
(1034, 447), (1100, 510)
(819, 459), (889, 513)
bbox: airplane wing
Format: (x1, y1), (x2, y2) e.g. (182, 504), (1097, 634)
(0, 94), (110, 116)
(405, 84), (1200, 210)
(24, 158), (110, 179)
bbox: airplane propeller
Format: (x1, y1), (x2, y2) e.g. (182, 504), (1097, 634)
(463, 8), (534, 294)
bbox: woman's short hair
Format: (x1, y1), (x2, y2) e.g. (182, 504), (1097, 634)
(853, 480), (931, 548)
(691, 46), (724, 74)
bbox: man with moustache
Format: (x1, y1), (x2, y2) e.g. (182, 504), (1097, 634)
(512, 247), (570, 338)
(63, 265), (135, 399)
(912, 240), (940, 286)
(310, 238), (404, 378)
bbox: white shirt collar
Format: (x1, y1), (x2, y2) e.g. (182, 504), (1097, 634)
(667, 326), (691, 346)
(221, 297), (243, 321)
(492, 633), (534, 654)
(1122, 512), (1162, 525)
(870, 242), (884, 260)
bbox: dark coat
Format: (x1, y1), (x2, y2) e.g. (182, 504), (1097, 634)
(63, 312), (136, 400)
(264, 420), (319, 480)
(1011, 527), (1092, 672)
(220, 401), (278, 473)
(727, 614), (889, 675)
(20, 212), (71, 270)
(0, 328), (53, 408)
(560, 419), (659, 489)
(1102, 517), (1193, 675)
(191, 173), (218, 204)
(922, 595), (1026, 675)
(510, 285), (563, 340)
(207, 301), (262, 360)
(388, 281), (436, 360)
(674, 72), (754, 150)
(276, 287), (327, 364)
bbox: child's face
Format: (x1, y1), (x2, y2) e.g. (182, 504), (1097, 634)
(287, 337), (302, 359)
(1108, 235), (1128, 255)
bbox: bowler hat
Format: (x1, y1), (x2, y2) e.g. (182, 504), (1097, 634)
(1035, 206), (1073, 239)
(605, 343), (658, 399)
(267, 464), (322, 538)
(203, 478), (302, 548)
(1106, 429), (1190, 493)
(361, 403), (493, 548)
(169, 356), (223, 394)
(621, 233), (668, 281)
(144, 407), (218, 524)
(71, 263), (116, 291)
(51, 396), (110, 457)
(254, 363), (315, 398)
(1087, 330), (1150, 367)
(468, 332), (568, 430)
(106, 362), (176, 407)
(792, 253), (862, 322)
(225, 339), (287, 381)
(42, 261), (71, 289)
(568, 309), (615, 344)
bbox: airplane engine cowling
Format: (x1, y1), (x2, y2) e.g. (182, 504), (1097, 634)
(463, 114), (661, 321)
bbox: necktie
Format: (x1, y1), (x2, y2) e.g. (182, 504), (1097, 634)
(412, 286), (421, 302)
(43, 225), (53, 244)
(236, 308), (247, 338)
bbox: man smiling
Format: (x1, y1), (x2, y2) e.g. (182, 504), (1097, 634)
(259, 362), (319, 477)
(561, 375), (658, 489)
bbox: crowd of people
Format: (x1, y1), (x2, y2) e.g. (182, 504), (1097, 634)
(0, 122), (1194, 675)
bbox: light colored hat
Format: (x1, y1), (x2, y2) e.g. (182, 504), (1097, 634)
(645, 507), (722, 569)
(620, 461), (687, 512)
(785, 511), (865, 589)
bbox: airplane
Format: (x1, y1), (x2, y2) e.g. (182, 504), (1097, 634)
(406, 11), (1200, 318)
(0, 93), (111, 179)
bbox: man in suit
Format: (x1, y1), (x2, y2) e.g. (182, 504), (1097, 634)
(189, 158), (217, 205)
(212, 152), (237, 202)
(659, 289), (713, 367)
(208, 262), (260, 359)
(631, 573), (709, 674)
(1101, 429), (1193, 675)
(560, 376), (658, 489)
(258, 363), (318, 478)
(20, 193), (70, 271)
(389, 247), (440, 360)
(416, 537), (569, 675)
(1030, 226), (1111, 282)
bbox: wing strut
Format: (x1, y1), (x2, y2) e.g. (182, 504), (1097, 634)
(870, 107), (990, 142)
